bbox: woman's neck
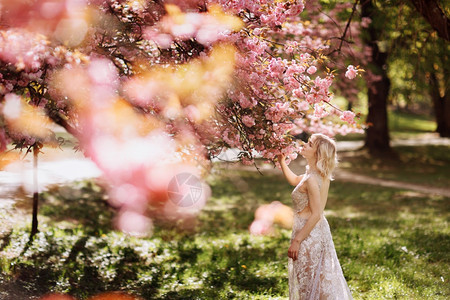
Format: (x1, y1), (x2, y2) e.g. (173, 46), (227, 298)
(306, 158), (317, 171)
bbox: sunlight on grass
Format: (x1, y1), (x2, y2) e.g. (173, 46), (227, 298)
(389, 110), (435, 133)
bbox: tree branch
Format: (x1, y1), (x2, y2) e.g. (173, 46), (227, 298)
(409, 0), (450, 41)
(337, 0), (360, 53)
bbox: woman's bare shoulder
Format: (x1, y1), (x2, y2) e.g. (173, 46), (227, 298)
(291, 174), (304, 186)
(305, 174), (320, 188)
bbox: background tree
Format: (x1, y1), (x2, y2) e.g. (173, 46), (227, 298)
(352, 0), (449, 153)
(361, 0), (392, 154)
(387, 1), (449, 137)
(406, 0), (449, 137)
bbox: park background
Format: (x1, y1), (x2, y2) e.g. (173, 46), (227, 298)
(0, 0), (449, 299)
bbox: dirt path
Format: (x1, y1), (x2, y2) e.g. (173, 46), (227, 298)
(229, 162), (450, 198)
(334, 169), (450, 197)
(336, 135), (450, 197)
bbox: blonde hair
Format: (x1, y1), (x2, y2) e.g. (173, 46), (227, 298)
(311, 133), (338, 180)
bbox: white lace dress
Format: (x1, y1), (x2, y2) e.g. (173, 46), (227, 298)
(288, 167), (353, 300)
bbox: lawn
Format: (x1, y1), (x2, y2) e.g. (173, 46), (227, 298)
(388, 110), (436, 139)
(0, 157), (449, 299)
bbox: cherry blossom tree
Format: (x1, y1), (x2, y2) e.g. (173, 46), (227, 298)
(0, 0), (363, 236)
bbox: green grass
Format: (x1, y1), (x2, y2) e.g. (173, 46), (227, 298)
(327, 180), (449, 299)
(1, 163), (449, 299)
(389, 110), (436, 139)
(389, 110), (435, 132)
(339, 145), (450, 189)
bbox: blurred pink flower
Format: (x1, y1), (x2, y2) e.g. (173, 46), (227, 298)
(307, 66), (317, 75)
(361, 17), (372, 28)
(2, 93), (22, 119)
(314, 104), (328, 118)
(250, 201), (294, 235)
(115, 210), (153, 237)
(340, 110), (356, 124)
(242, 115), (255, 127)
(241, 155), (254, 165)
(345, 65), (358, 79)
(249, 219), (273, 235)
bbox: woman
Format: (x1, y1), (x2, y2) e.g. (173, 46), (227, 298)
(278, 133), (352, 300)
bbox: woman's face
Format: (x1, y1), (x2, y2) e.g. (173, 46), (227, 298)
(300, 136), (317, 159)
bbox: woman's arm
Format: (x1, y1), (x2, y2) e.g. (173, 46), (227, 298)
(288, 177), (322, 261)
(278, 155), (302, 186)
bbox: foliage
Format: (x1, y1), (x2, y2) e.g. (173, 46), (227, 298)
(355, 0), (449, 113)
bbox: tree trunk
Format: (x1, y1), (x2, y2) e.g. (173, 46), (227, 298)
(30, 145), (39, 239)
(362, 0), (392, 154)
(365, 71), (391, 153)
(430, 72), (450, 137)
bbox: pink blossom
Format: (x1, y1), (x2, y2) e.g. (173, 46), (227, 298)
(242, 115), (255, 127)
(238, 93), (257, 109)
(361, 17), (372, 28)
(293, 89), (305, 98)
(125, 78), (160, 106)
(307, 66), (317, 75)
(0, 29), (53, 71)
(295, 101), (309, 111)
(314, 104), (328, 118)
(345, 65), (358, 80)
(88, 59), (118, 86)
(289, 152), (298, 161)
(245, 36), (267, 55)
(306, 94), (320, 104)
(241, 155), (254, 165)
(275, 101), (289, 113)
(144, 29), (173, 48)
(0, 0), (369, 234)
(340, 110), (356, 124)
(268, 57), (285, 77)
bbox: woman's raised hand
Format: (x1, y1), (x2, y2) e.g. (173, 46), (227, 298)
(278, 154), (286, 162)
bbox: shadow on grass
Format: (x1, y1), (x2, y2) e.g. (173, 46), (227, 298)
(0, 231), (12, 252)
(2, 231), (163, 299)
(39, 180), (115, 234)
